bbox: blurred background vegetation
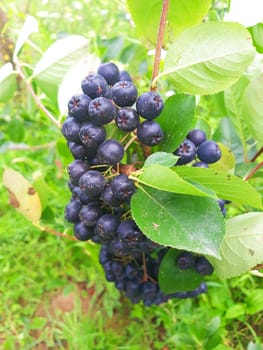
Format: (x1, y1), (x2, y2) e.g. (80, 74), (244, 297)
(0, 0), (262, 349)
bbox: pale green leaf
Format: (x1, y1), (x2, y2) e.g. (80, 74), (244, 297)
(127, 0), (211, 44)
(242, 73), (263, 144)
(209, 143), (236, 171)
(208, 213), (263, 278)
(144, 152), (178, 168)
(3, 168), (42, 223)
(157, 22), (255, 95)
(0, 63), (17, 102)
(32, 35), (89, 103)
(13, 15), (38, 60)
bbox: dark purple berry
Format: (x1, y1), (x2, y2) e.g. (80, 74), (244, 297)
(97, 62), (120, 85)
(119, 70), (132, 82)
(136, 91), (164, 119)
(67, 94), (91, 121)
(137, 120), (163, 146)
(115, 107), (140, 131)
(110, 174), (136, 202)
(67, 159), (89, 185)
(79, 170), (106, 197)
(192, 161), (208, 168)
(64, 199), (82, 223)
(79, 201), (103, 227)
(88, 97), (116, 126)
(61, 117), (82, 143)
(79, 122), (106, 149)
(81, 73), (108, 98)
(97, 139), (124, 165)
(111, 81), (138, 107)
(175, 139), (197, 165)
(177, 252), (195, 270)
(187, 129), (207, 146)
(94, 214), (119, 241)
(69, 142), (94, 160)
(195, 256), (214, 276)
(197, 141), (221, 164)
(74, 222), (94, 241)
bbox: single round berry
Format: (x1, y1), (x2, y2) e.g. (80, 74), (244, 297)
(175, 139), (197, 165)
(79, 122), (106, 149)
(94, 214), (119, 241)
(111, 81), (138, 107)
(81, 73), (108, 98)
(67, 159), (89, 185)
(110, 174), (136, 202)
(68, 142), (93, 160)
(88, 97), (116, 126)
(117, 220), (144, 246)
(79, 170), (106, 197)
(177, 252), (195, 270)
(74, 222), (94, 241)
(192, 161), (208, 168)
(136, 91), (164, 120)
(67, 94), (91, 121)
(119, 70), (132, 82)
(195, 256), (214, 276)
(97, 62), (120, 85)
(115, 107), (140, 132)
(71, 186), (90, 204)
(187, 129), (207, 146)
(97, 139), (124, 165)
(79, 201), (103, 227)
(64, 199), (82, 223)
(111, 261), (125, 278)
(101, 182), (122, 207)
(197, 141), (222, 164)
(137, 120), (163, 146)
(61, 117), (82, 143)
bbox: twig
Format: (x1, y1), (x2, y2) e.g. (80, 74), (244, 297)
(250, 146), (263, 162)
(243, 161), (263, 181)
(3, 141), (56, 151)
(151, 0), (170, 91)
(35, 222), (78, 241)
(16, 59), (61, 129)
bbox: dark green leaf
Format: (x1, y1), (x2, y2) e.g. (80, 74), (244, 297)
(159, 249), (203, 293)
(6, 118), (25, 143)
(174, 167), (262, 209)
(131, 186), (225, 258)
(144, 152), (178, 168)
(158, 94), (195, 152)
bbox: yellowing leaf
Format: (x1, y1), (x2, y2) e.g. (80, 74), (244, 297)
(3, 167), (42, 223)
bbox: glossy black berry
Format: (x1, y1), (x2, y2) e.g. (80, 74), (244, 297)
(64, 199), (82, 223)
(79, 201), (103, 227)
(197, 141), (221, 164)
(117, 220), (144, 246)
(137, 120), (163, 146)
(88, 97), (116, 126)
(195, 256), (214, 276)
(187, 129), (207, 146)
(97, 139), (124, 165)
(94, 214), (119, 241)
(101, 182), (122, 207)
(69, 142), (94, 160)
(136, 91), (164, 120)
(115, 107), (140, 131)
(79, 122), (106, 149)
(67, 94), (91, 122)
(61, 117), (82, 143)
(71, 186), (90, 204)
(81, 73), (108, 98)
(111, 81), (138, 107)
(74, 222), (94, 241)
(177, 252), (195, 270)
(110, 174), (136, 202)
(97, 62), (120, 85)
(79, 170), (106, 197)
(67, 160), (89, 185)
(175, 139), (197, 165)
(119, 70), (132, 82)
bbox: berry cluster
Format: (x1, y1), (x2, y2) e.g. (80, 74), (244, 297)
(61, 62), (217, 306)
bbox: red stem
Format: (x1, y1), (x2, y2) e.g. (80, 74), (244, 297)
(151, 0), (170, 91)
(243, 161), (263, 181)
(250, 146), (263, 162)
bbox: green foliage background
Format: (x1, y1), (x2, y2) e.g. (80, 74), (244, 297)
(0, 0), (262, 349)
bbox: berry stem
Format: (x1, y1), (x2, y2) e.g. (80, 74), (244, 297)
(35, 222), (78, 241)
(151, 0), (170, 91)
(250, 146), (263, 162)
(16, 59), (61, 129)
(243, 161), (263, 181)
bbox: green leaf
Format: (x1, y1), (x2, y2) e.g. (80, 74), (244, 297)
(157, 22), (255, 95)
(158, 94), (195, 152)
(131, 186), (225, 258)
(242, 73), (263, 144)
(13, 15), (38, 60)
(224, 304), (245, 319)
(3, 168), (42, 223)
(126, 0), (211, 44)
(246, 289), (263, 315)
(32, 176), (51, 212)
(174, 167), (262, 209)
(209, 142), (236, 172)
(30, 317), (47, 330)
(33, 35), (89, 103)
(248, 23), (263, 53)
(138, 164), (216, 198)
(6, 118), (25, 143)
(144, 152), (178, 168)
(208, 213), (263, 279)
(158, 249), (203, 293)
(0, 63), (17, 103)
